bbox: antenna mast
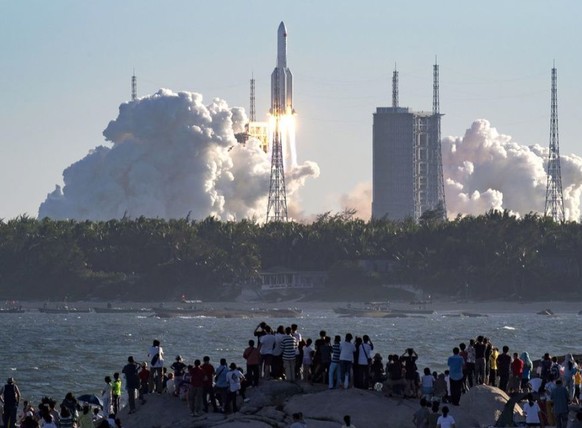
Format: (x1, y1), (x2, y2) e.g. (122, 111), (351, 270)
(392, 64), (399, 108)
(544, 64), (565, 222)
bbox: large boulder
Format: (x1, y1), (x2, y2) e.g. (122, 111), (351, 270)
(460, 384), (524, 427)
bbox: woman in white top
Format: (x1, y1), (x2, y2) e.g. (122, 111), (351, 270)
(436, 405), (456, 428)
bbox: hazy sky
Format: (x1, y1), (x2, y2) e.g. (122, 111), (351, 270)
(0, 0), (580, 220)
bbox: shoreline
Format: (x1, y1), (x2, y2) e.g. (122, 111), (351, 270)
(2, 299), (579, 315)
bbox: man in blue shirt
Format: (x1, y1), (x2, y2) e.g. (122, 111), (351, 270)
(550, 379), (570, 428)
(447, 347), (464, 405)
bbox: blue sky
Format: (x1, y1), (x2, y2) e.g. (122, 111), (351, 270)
(0, 0), (580, 219)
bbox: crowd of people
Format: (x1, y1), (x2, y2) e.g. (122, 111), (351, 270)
(4, 324), (582, 427)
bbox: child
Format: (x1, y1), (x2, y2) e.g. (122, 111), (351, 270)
(138, 363), (149, 404)
(112, 372), (122, 415)
(433, 373), (448, 403)
(421, 367), (435, 401)
(166, 372), (176, 396)
(302, 338), (314, 383)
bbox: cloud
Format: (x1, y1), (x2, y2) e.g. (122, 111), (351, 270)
(39, 89), (319, 221)
(341, 119), (582, 221)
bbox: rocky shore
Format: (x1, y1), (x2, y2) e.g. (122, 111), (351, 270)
(118, 381), (528, 428)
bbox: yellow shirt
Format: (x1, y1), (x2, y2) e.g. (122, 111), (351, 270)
(574, 372), (581, 386)
(489, 349), (499, 370)
(112, 379), (122, 395)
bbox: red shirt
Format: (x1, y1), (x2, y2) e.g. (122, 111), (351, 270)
(190, 366), (205, 388)
(139, 368), (149, 382)
(243, 346), (261, 366)
(201, 363), (215, 388)
(511, 357), (524, 376)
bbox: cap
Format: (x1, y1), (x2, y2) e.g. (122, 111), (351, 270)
(176, 355), (182, 361)
(7, 377), (14, 384)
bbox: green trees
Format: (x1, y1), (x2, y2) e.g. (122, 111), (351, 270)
(0, 212), (579, 301)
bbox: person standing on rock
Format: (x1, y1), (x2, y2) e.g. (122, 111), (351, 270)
(243, 340), (261, 387)
(188, 359), (204, 417)
(496, 346), (512, 393)
(147, 339), (164, 393)
(550, 379), (570, 428)
(339, 333), (356, 389)
(201, 356), (218, 413)
(446, 348), (464, 406)
(474, 335), (486, 385)
(121, 357), (140, 414)
(328, 335), (342, 389)
(259, 326), (275, 379)
(0, 377), (21, 428)
(281, 327), (298, 381)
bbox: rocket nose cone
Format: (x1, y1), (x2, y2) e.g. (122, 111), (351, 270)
(278, 21), (287, 37)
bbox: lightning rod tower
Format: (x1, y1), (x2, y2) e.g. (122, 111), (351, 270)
(544, 64), (565, 222)
(266, 79), (288, 222)
(432, 58), (447, 218)
(131, 70), (137, 101)
(250, 76), (256, 122)
(392, 64), (399, 108)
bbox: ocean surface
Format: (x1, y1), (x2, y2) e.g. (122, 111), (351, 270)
(2, 307), (580, 405)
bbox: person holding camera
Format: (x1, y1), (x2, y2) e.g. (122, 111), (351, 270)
(402, 348), (419, 398)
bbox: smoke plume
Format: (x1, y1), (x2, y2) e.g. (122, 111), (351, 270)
(342, 119), (582, 221)
(39, 89), (319, 221)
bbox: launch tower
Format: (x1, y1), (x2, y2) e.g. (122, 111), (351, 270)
(266, 22), (292, 222)
(544, 65), (565, 222)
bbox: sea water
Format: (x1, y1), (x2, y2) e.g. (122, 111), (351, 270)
(2, 309), (579, 405)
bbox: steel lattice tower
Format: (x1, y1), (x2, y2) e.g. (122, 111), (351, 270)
(131, 70), (137, 101)
(266, 78), (288, 222)
(392, 65), (399, 108)
(250, 76), (256, 122)
(544, 65), (565, 222)
(432, 59), (447, 218)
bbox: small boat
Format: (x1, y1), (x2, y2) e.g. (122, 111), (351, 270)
(152, 307), (302, 319)
(0, 307), (25, 314)
(93, 304), (152, 314)
(38, 305), (91, 314)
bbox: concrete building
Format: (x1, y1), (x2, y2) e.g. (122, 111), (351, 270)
(372, 65), (446, 221)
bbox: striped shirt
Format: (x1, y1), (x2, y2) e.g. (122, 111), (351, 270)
(331, 343), (341, 363)
(281, 335), (297, 360)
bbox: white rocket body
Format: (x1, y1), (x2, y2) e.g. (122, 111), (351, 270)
(271, 22), (293, 116)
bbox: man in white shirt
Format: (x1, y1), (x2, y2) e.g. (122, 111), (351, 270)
(339, 333), (356, 389)
(147, 339), (164, 393)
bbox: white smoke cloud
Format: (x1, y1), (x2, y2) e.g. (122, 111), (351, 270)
(39, 89), (319, 221)
(341, 119), (582, 221)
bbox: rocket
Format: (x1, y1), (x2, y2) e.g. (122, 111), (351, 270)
(271, 21), (294, 116)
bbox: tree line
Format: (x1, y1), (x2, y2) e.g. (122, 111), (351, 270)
(0, 210), (580, 301)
